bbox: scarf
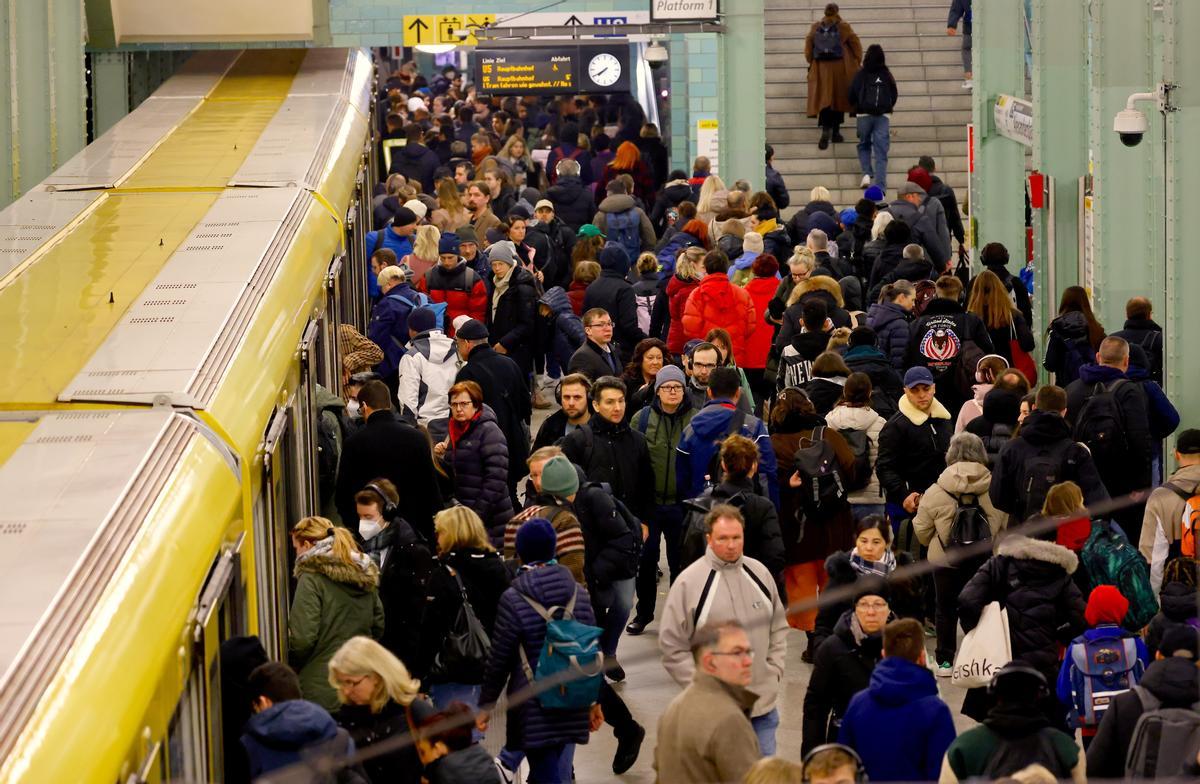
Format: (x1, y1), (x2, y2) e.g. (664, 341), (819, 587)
(297, 535), (375, 573)
(849, 547), (896, 578)
(491, 264), (514, 317)
(449, 410), (480, 448)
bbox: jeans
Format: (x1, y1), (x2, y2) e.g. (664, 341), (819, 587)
(526, 744), (575, 783)
(593, 578), (636, 657)
(751, 708), (780, 756)
(634, 503), (685, 622)
(856, 114), (890, 190)
(428, 682), (482, 740)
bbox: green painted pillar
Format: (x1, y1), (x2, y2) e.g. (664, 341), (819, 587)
(1030, 0), (1088, 336)
(91, 53), (132, 138)
(0, 0), (87, 207)
(1086, 0), (1163, 331)
(971, 0), (1026, 271)
(1163, 0), (1199, 429)
(717, 0), (764, 188)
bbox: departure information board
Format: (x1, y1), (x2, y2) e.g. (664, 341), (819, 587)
(473, 45), (630, 95)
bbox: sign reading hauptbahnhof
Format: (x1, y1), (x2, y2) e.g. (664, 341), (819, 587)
(473, 45), (631, 95)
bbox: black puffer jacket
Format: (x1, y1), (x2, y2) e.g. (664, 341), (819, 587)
(1144, 580), (1198, 658)
(546, 174), (596, 231)
(965, 388), (1021, 468)
(875, 400), (953, 507)
(555, 465), (641, 588)
(447, 407), (515, 540)
(334, 698), (434, 784)
(802, 610), (884, 754)
(1086, 655), (1200, 779)
(843, 345), (903, 418)
(487, 265), (540, 375)
(561, 414), (655, 520)
(867, 255), (937, 304)
(959, 535), (1086, 682)
(422, 547), (511, 685)
(865, 302), (911, 372)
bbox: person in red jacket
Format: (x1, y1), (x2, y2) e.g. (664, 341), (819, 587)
(665, 247), (706, 355)
(416, 232), (487, 335)
(682, 251), (757, 366)
(743, 253), (781, 405)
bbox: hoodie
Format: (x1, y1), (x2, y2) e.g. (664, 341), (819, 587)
(838, 657), (957, 782)
(241, 700), (354, 778)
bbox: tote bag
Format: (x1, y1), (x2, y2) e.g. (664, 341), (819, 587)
(952, 601), (1012, 688)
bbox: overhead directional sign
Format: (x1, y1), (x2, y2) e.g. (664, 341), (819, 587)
(651, 0), (719, 22)
(403, 14), (496, 47)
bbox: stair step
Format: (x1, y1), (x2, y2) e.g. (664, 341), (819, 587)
(768, 123), (969, 144)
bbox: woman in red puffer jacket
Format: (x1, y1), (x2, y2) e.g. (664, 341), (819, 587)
(665, 247), (705, 354)
(743, 253), (781, 406)
(681, 251), (757, 366)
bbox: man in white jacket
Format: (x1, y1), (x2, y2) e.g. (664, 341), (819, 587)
(397, 306), (458, 441)
(659, 504), (789, 756)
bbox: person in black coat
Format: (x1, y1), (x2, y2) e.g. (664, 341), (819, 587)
(454, 320), (532, 500)
(583, 244), (648, 365)
(483, 242), (539, 377)
(964, 242), (1033, 326)
(649, 171), (695, 236)
(561, 376), (655, 521)
(867, 219), (913, 293)
(710, 434), (786, 588)
(389, 124), (442, 196)
(903, 284), (996, 417)
(964, 387), (1021, 468)
(875, 368), (953, 518)
(803, 351), (852, 418)
(786, 194), (839, 246)
(545, 161), (596, 232)
(958, 534), (1087, 724)
(775, 275), (854, 351)
(567, 310), (624, 381)
(1086, 629), (1200, 778)
(842, 327), (903, 418)
(436, 383), (515, 543)
(802, 580), (889, 754)
(530, 204), (577, 291)
(1111, 296), (1164, 386)
(335, 380), (444, 540)
(765, 145), (791, 210)
(867, 243), (937, 305)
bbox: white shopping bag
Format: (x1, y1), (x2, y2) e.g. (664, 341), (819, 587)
(952, 601), (1012, 688)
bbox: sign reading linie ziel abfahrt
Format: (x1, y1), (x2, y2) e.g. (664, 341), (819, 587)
(650, 0), (719, 23)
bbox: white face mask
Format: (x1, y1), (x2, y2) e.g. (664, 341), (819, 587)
(346, 399), (361, 417)
(358, 518), (383, 541)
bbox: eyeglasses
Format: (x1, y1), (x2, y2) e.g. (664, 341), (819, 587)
(586, 321), (613, 329)
(857, 601), (890, 611)
(336, 674), (370, 690)
(692, 361), (716, 369)
(711, 647), (755, 660)
(658, 384), (684, 392)
(450, 400), (474, 409)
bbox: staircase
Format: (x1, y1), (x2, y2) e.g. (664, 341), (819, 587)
(764, 0), (971, 215)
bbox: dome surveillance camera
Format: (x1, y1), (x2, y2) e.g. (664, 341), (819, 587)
(1113, 108), (1147, 148)
(644, 41), (669, 67)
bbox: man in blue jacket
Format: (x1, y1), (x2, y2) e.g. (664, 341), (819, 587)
(676, 367), (779, 506)
(363, 205), (418, 299)
(368, 265), (425, 400)
(838, 618), (956, 782)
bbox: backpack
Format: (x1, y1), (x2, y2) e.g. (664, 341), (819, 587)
(777, 345), (816, 391)
(1124, 686), (1200, 778)
(694, 408), (748, 494)
(679, 491), (745, 569)
(1166, 481), (1200, 559)
(428, 566), (491, 683)
(942, 492), (993, 570)
(981, 727), (1073, 779)
(1072, 379), (1129, 471)
(1067, 630), (1143, 729)
(812, 22), (844, 61)
(1017, 439), (1075, 520)
(1080, 519), (1159, 630)
(547, 146), (584, 185)
(605, 209), (643, 268)
(855, 73), (890, 115)
(517, 589), (605, 710)
(425, 264), (479, 294)
(386, 289), (448, 337)
(792, 426), (848, 521)
(1058, 334), (1096, 383)
(315, 404), (344, 505)
(836, 427), (872, 492)
(580, 480), (643, 576)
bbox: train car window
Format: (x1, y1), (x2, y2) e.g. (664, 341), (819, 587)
(256, 409), (292, 659)
(166, 666), (207, 782)
(343, 190), (368, 332)
(322, 254), (344, 394)
(295, 322), (320, 516)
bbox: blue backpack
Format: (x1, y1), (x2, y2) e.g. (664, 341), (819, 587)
(605, 209), (643, 267)
(387, 289), (448, 333)
(517, 589), (604, 710)
(1068, 629), (1144, 729)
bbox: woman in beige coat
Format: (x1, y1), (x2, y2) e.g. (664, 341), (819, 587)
(913, 432), (1006, 674)
(805, 3), (863, 150)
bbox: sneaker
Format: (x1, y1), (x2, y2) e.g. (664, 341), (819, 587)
(962, 79), (973, 90)
(606, 658), (626, 682)
(860, 174), (871, 188)
(937, 662), (953, 678)
(613, 722), (646, 774)
(495, 758), (516, 784)
(625, 617), (651, 636)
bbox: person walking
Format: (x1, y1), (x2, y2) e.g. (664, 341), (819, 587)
(805, 3), (863, 150)
(848, 44), (898, 190)
(434, 381), (515, 544)
(946, 0), (973, 90)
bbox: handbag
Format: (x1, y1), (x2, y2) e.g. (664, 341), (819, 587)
(952, 600), (1012, 688)
(1009, 321), (1037, 381)
(428, 566), (491, 683)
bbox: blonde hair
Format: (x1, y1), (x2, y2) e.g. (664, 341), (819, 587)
(696, 174), (727, 215)
(809, 185), (832, 202)
(436, 177), (464, 213)
(870, 210), (894, 241)
(412, 224), (441, 261)
(377, 264), (406, 288)
(1042, 481), (1085, 518)
(434, 506), (494, 555)
(743, 756), (804, 784)
(527, 445), (565, 467)
(675, 246), (706, 281)
(292, 516), (361, 564)
(328, 636), (420, 713)
(788, 246), (816, 272)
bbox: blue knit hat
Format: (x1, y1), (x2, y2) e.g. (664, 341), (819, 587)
(515, 518), (557, 564)
(439, 232), (461, 255)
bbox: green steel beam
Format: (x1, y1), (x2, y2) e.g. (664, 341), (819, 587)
(971, 0), (1026, 275)
(91, 52), (131, 138)
(1030, 0), (1088, 336)
(1, 1), (12, 203)
(717, 0), (763, 189)
(1163, 0), (1198, 434)
(1086, 0), (1163, 332)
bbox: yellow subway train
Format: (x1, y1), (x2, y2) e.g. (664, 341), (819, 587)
(0, 48), (375, 782)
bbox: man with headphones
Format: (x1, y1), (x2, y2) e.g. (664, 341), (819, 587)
(532, 373), (592, 450)
(800, 744), (866, 784)
(941, 662), (1084, 782)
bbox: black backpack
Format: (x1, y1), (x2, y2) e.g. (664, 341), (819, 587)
(836, 427), (872, 492)
(792, 426), (848, 520)
(1018, 439), (1075, 520)
(812, 22), (844, 61)
(583, 482), (643, 576)
(855, 73), (890, 115)
(943, 492), (993, 570)
(1072, 379), (1129, 470)
(981, 727), (1074, 779)
(679, 491), (745, 570)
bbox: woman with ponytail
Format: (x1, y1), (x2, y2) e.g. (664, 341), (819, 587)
(289, 516), (385, 710)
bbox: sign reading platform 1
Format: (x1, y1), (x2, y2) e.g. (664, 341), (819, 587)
(473, 45), (631, 95)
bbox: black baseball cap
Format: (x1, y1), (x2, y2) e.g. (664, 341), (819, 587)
(1177, 429), (1200, 455)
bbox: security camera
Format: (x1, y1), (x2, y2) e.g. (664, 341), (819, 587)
(452, 28), (471, 41)
(644, 41), (669, 67)
(1113, 108), (1147, 147)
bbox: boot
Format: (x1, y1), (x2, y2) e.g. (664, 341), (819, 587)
(831, 125), (845, 144)
(818, 127), (830, 150)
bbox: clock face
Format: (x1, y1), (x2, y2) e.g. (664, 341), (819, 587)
(587, 53), (622, 87)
